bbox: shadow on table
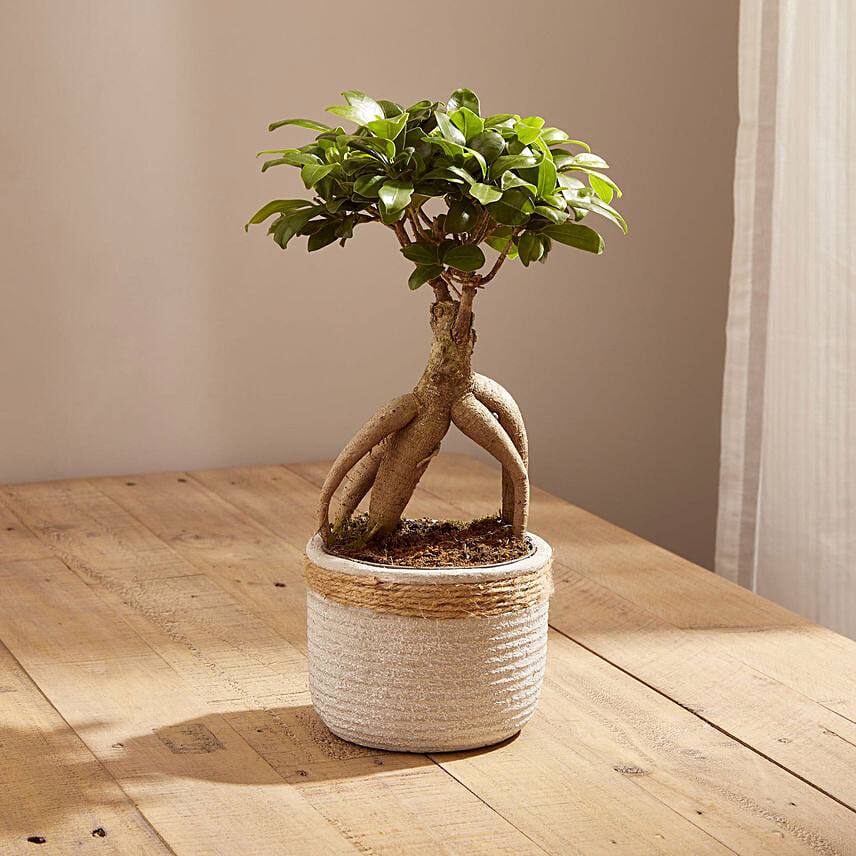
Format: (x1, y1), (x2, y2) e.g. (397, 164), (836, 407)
(0, 721), (144, 850)
(116, 702), (517, 786)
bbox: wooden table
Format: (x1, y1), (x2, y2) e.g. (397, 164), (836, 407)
(1, 454), (855, 855)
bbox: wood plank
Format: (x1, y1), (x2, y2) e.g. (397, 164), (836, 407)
(0, 637), (173, 855)
(0, 484), (550, 856)
(0, 556), (361, 856)
(446, 629), (856, 856)
(691, 625), (856, 725)
(96, 463), (856, 855)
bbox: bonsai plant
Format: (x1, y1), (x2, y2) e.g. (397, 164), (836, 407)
(248, 88), (625, 752)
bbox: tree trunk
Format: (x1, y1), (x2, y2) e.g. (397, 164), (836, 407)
(366, 299), (474, 536)
(319, 293), (528, 544)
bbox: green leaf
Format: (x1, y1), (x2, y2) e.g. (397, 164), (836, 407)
(469, 182), (503, 205)
(486, 187), (535, 226)
(245, 199), (313, 232)
(307, 220), (340, 252)
(377, 99), (404, 117)
(547, 138), (592, 152)
(518, 231), (544, 266)
(405, 99), (433, 114)
(427, 136), (466, 159)
(536, 158), (558, 198)
(467, 130), (505, 163)
(378, 201), (406, 224)
(490, 153), (540, 181)
(424, 165), (475, 186)
(339, 134), (396, 161)
(435, 111), (466, 145)
(268, 118), (332, 133)
(272, 205), (321, 249)
(501, 171), (537, 195)
(572, 168), (622, 201)
(484, 113), (518, 129)
(586, 196), (628, 232)
(462, 146), (487, 178)
(261, 152), (319, 171)
(326, 105), (371, 126)
(408, 264), (443, 290)
(445, 198), (481, 233)
(353, 174), (387, 198)
(366, 113), (408, 141)
(541, 191), (567, 209)
(533, 205), (569, 224)
(442, 244), (486, 272)
(326, 91), (384, 126)
(564, 152), (609, 169)
(342, 90), (385, 121)
(450, 107), (484, 141)
(500, 187), (536, 210)
(530, 136), (555, 163)
(447, 88), (480, 115)
(378, 180), (414, 213)
(401, 241), (438, 265)
(558, 173), (586, 192)
(550, 149), (576, 170)
(515, 116), (545, 145)
(539, 126), (570, 144)
(542, 222), (604, 253)
(301, 163), (335, 188)
(486, 230), (519, 259)
(588, 173), (614, 204)
(486, 202), (529, 226)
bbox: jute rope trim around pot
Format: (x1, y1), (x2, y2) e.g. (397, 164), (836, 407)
(303, 557), (554, 619)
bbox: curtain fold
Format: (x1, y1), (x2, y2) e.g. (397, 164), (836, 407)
(717, 0), (855, 637)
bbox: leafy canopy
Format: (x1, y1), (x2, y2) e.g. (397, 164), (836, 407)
(247, 89), (626, 290)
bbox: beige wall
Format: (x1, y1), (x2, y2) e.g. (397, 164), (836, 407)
(0, 0), (738, 568)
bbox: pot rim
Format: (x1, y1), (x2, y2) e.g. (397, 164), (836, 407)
(305, 531), (552, 586)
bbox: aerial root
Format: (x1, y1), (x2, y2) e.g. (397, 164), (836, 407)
(333, 438), (389, 532)
(317, 393), (420, 545)
(451, 392), (529, 538)
(472, 374), (528, 525)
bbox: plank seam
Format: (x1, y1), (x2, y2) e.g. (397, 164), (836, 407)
(548, 625), (856, 817)
(424, 757), (556, 856)
(0, 493), (370, 854)
(0, 634), (179, 855)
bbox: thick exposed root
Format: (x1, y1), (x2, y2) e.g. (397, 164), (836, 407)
(333, 438), (389, 531)
(366, 408), (449, 537)
(317, 394), (420, 544)
(472, 373), (528, 524)
(451, 393), (529, 538)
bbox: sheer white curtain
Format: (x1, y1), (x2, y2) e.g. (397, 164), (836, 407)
(717, 0), (855, 637)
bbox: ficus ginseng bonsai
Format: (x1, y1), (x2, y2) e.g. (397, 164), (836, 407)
(248, 88), (626, 552)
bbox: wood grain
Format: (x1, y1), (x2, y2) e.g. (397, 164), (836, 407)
(1, 455), (855, 855)
(0, 636), (173, 855)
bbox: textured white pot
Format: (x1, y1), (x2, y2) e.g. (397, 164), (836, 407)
(304, 532), (552, 753)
